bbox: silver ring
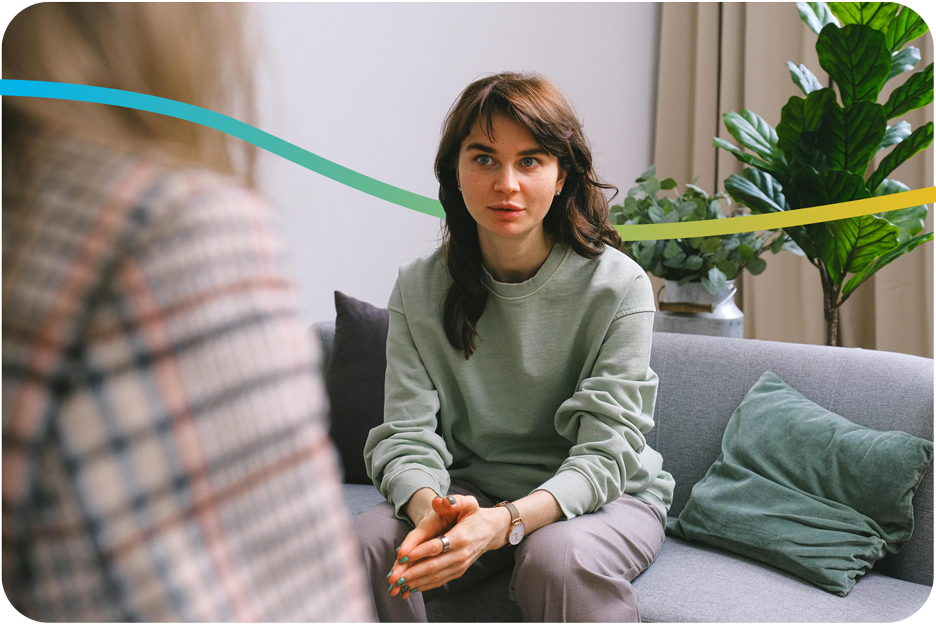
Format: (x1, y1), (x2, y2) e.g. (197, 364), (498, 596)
(439, 535), (451, 552)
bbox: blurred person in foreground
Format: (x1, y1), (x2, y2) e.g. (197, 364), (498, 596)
(2, 3), (371, 620)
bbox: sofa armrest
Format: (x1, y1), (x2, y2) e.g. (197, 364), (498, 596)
(311, 320), (335, 376)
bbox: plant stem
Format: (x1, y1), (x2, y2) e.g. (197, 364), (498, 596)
(820, 266), (841, 347)
(825, 304), (839, 347)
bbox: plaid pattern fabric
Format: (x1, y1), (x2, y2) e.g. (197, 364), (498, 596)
(2, 139), (372, 621)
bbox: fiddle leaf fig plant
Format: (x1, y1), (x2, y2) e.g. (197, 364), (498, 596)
(610, 166), (793, 295)
(716, 1), (934, 346)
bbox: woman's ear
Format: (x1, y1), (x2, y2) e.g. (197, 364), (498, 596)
(556, 166), (568, 194)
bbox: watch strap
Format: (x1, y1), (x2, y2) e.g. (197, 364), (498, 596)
(495, 501), (523, 543)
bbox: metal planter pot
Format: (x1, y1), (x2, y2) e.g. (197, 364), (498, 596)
(653, 280), (743, 338)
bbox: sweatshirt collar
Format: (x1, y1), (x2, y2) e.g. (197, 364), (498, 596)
(482, 242), (571, 299)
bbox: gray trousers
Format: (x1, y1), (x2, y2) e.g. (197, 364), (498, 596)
(352, 481), (665, 622)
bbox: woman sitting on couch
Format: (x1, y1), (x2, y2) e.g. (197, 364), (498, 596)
(354, 72), (675, 622)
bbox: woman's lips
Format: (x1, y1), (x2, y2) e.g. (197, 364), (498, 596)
(489, 203), (523, 216)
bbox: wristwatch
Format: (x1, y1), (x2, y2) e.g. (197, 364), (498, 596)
(495, 501), (526, 546)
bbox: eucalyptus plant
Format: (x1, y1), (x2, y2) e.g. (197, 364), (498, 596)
(610, 166), (790, 295)
(715, 1), (934, 346)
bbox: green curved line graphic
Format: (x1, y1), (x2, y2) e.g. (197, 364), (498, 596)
(0, 79), (445, 218)
(3, 79), (934, 240)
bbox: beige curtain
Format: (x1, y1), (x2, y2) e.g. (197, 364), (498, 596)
(653, 2), (933, 358)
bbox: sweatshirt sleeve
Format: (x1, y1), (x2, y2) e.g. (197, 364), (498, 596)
(535, 271), (662, 519)
(363, 278), (452, 521)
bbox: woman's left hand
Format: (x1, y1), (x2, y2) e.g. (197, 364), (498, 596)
(387, 495), (510, 598)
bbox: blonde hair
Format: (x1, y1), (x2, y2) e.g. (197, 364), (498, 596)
(3, 2), (257, 183)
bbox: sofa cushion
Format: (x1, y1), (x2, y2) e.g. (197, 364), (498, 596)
(634, 536), (931, 622)
(668, 371), (934, 596)
(421, 534), (933, 623)
(324, 291), (390, 484)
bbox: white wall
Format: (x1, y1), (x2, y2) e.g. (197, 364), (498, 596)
(253, 2), (661, 323)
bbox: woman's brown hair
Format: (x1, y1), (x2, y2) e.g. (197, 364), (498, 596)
(435, 72), (622, 359)
(2, 2), (257, 184)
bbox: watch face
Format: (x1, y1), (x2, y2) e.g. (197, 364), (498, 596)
(508, 522), (526, 546)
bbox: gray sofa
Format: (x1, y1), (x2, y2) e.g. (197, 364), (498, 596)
(315, 321), (933, 622)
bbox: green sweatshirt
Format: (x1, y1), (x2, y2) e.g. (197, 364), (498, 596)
(364, 242), (675, 523)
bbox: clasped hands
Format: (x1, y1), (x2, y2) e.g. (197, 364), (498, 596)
(386, 491), (511, 599)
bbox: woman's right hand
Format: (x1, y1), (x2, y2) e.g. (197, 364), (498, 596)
(388, 494), (513, 598)
(386, 493), (482, 596)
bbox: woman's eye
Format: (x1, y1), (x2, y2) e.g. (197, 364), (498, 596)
(521, 157), (539, 167)
(476, 155), (493, 165)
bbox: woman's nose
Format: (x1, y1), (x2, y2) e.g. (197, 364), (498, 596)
(493, 166), (520, 194)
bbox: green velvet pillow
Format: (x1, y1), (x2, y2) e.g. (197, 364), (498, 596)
(667, 371), (933, 596)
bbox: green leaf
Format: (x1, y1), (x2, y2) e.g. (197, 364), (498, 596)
(637, 242), (656, 269)
(663, 239), (681, 259)
(722, 110), (784, 164)
(723, 171), (786, 214)
(793, 130), (832, 171)
(777, 89), (838, 158)
(873, 179), (926, 243)
(888, 46), (920, 81)
(867, 121), (934, 192)
(737, 243), (755, 265)
(636, 165), (656, 183)
(782, 236), (807, 256)
(841, 230), (933, 302)
(878, 120), (912, 151)
(644, 176), (661, 196)
(882, 62), (934, 120)
(829, 2), (898, 30)
(701, 267), (727, 294)
(663, 252), (687, 268)
(771, 232), (788, 253)
(789, 168), (870, 210)
(817, 101), (886, 175)
(701, 237), (722, 254)
(797, 2), (841, 35)
(713, 137), (788, 181)
(685, 255), (704, 270)
(660, 177), (678, 190)
(722, 236), (742, 251)
(787, 62), (825, 95)
(816, 214), (899, 282)
(747, 256), (768, 275)
(675, 199), (697, 219)
(817, 23), (890, 105)
(648, 204), (665, 223)
(717, 260), (739, 280)
(884, 6), (928, 53)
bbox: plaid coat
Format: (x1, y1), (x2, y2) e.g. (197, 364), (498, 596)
(2, 138), (371, 621)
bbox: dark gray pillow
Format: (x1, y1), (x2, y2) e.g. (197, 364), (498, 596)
(324, 291), (389, 484)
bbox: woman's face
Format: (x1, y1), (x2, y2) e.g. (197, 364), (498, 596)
(456, 113), (566, 247)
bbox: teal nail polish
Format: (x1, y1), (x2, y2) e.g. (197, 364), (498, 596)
(447, 496), (456, 505)
(395, 577), (406, 587)
(388, 584), (394, 594)
(411, 588), (420, 594)
(386, 572), (392, 580)
(401, 585), (409, 594)
(395, 547), (401, 556)
(398, 556), (409, 563)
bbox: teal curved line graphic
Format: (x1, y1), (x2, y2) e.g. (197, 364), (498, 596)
(0, 79), (446, 218)
(3, 79), (933, 241)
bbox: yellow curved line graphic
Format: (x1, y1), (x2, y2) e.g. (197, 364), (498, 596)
(615, 187), (936, 241)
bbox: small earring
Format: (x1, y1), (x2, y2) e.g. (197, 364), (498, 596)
(556, 189), (562, 196)
(458, 185), (462, 191)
